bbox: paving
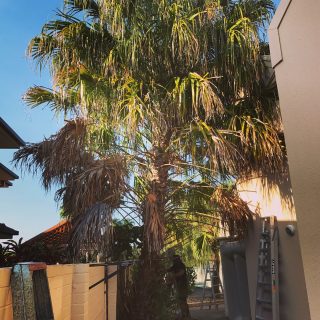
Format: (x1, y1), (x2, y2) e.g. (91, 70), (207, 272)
(190, 308), (228, 320)
(188, 287), (228, 320)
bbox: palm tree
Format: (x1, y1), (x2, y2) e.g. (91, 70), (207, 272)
(14, 0), (285, 318)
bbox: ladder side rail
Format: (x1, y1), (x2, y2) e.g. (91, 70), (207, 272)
(255, 217), (273, 320)
(270, 216), (280, 320)
(201, 264), (210, 309)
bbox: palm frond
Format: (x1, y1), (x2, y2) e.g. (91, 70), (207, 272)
(13, 118), (90, 189)
(23, 86), (78, 113)
(211, 185), (254, 238)
(57, 155), (127, 217)
(64, 0), (100, 18)
(70, 202), (113, 256)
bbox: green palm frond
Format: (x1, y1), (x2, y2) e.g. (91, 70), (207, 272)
(64, 0), (100, 18)
(23, 86), (78, 113)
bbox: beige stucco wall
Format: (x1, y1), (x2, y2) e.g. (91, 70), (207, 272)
(0, 268), (13, 320)
(0, 263), (116, 320)
(238, 177), (310, 319)
(107, 265), (118, 320)
(269, 1), (320, 318)
(71, 264), (90, 320)
(89, 265), (105, 320)
(47, 264), (73, 320)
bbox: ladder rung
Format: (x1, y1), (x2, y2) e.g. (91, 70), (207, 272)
(256, 298), (272, 304)
(258, 270), (271, 274)
(255, 216), (279, 319)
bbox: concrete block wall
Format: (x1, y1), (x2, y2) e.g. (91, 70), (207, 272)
(47, 264), (73, 320)
(71, 264), (90, 320)
(0, 264), (115, 320)
(107, 265), (117, 320)
(89, 266), (105, 320)
(0, 268), (13, 320)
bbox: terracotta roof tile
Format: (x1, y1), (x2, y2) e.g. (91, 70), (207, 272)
(25, 220), (72, 247)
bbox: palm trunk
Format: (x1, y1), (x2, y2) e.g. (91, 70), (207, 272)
(143, 144), (170, 255)
(129, 132), (174, 320)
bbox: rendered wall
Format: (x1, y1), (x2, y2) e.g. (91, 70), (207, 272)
(0, 268), (13, 320)
(269, 1), (320, 318)
(237, 177), (310, 320)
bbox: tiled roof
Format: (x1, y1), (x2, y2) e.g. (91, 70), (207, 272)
(25, 220), (72, 247)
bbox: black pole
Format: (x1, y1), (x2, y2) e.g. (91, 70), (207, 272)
(105, 264), (109, 320)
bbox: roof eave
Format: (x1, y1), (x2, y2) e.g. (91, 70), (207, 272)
(0, 117), (25, 148)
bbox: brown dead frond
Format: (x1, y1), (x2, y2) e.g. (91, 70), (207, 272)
(70, 202), (113, 256)
(57, 155), (127, 217)
(13, 118), (90, 189)
(211, 185), (254, 238)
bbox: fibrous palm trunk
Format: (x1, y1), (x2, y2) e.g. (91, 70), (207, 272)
(129, 135), (174, 320)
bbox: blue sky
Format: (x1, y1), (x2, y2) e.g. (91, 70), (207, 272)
(0, 1), (64, 240)
(0, 0), (281, 241)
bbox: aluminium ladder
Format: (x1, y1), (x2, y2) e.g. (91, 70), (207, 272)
(255, 216), (279, 320)
(201, 260), (224, 310)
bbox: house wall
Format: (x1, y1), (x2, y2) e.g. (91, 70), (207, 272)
(0, 268), (13, 320)
(0, 263), (117, 320)
(237, 177), (310, 320)
(269, 1), (320, 318)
